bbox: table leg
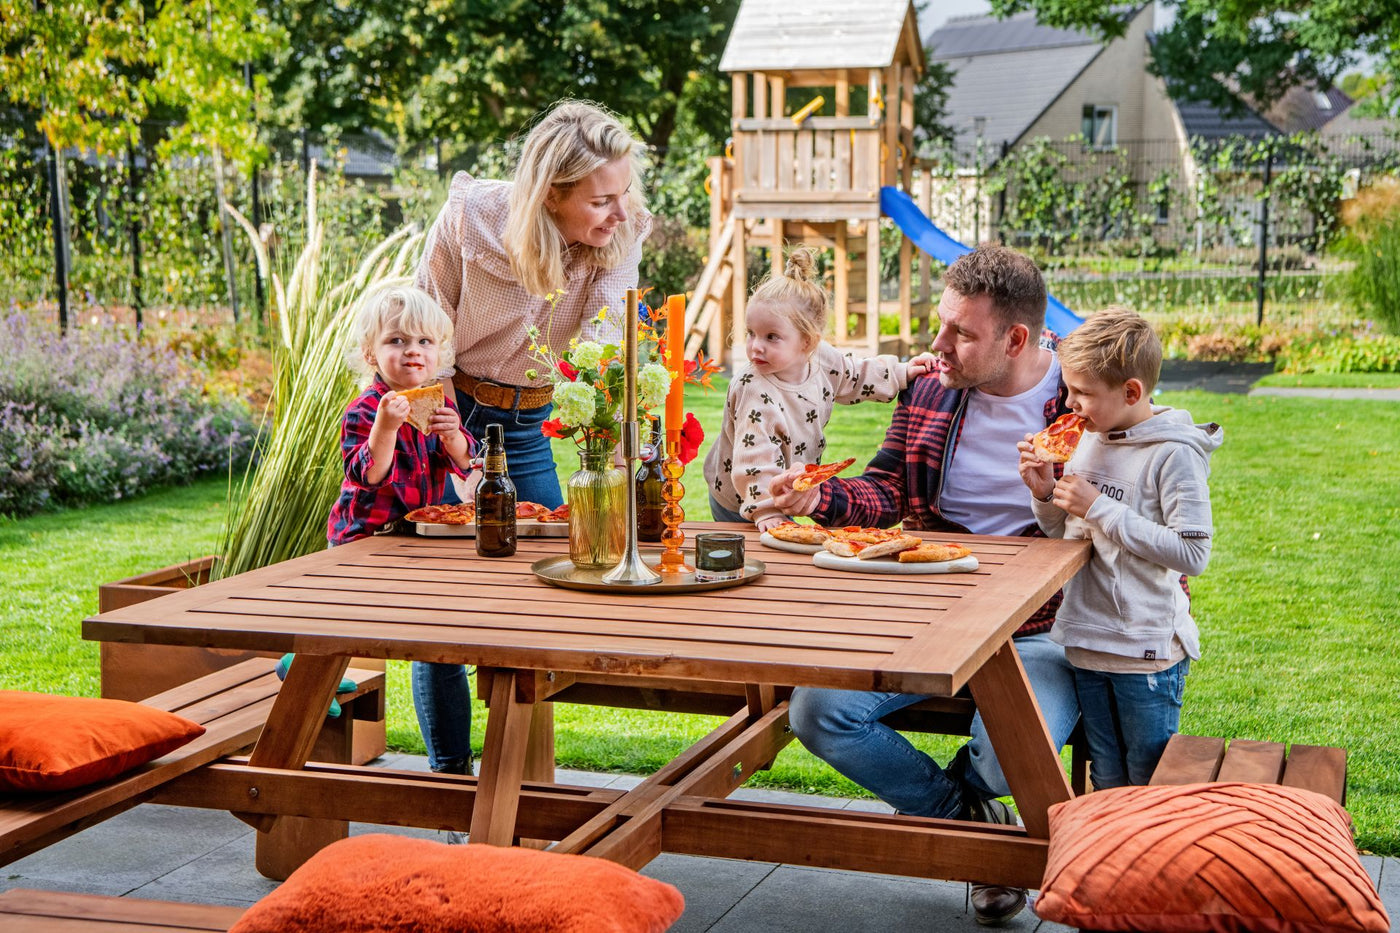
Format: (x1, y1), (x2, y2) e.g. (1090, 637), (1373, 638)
(470, 668), (535, 846)
(966, 641), (1072, 839)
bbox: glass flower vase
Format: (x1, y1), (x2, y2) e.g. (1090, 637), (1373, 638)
(568, 446), (627, 569)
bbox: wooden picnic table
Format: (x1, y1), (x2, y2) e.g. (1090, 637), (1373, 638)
(83, 523), (1089, 888)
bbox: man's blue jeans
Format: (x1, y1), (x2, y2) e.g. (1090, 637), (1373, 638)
(788, 632), (1080, 818)
(412, 392), (564, 772)
(1073, 659), (1188, 789)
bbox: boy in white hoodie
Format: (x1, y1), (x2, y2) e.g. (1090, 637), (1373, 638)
(1017, 307), (1223, 789)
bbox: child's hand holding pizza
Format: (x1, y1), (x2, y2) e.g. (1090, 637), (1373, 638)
(1052, 473), (1100, 518)
(1018, 435), (1055, 502)
(428, 403), (463, 439)
(376, 391), (411, 431)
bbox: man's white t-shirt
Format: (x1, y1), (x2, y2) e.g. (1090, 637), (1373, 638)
(939, 355), (1061, 537)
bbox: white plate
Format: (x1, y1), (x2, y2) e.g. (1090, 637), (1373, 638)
(811, 550), (979, 575)
(758, 531), (827, 554)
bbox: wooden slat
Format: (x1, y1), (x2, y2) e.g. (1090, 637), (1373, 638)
(1280, 744), (1347, 804)
(0, 890), (242, 932)
(1149, 734), (1225, 785)
(1216, 738), (1286, 784)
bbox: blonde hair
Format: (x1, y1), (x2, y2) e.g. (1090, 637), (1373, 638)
(748, 247), (827, 353)
(504, 100), (648, 297)
(346, 282), (456, 379)
(1056, 306), (1162, 392)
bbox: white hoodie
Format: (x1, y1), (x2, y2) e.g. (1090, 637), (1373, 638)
(1032, 406), (1224, 664)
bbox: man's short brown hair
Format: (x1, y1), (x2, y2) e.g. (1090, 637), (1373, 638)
(1056, 306), (1162, 392)
(943, 245), (1047, 334)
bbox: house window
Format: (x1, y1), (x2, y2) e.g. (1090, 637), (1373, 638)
(1081, 104), (1117, 149)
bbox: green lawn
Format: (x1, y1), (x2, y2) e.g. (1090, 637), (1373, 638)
(3, 384), (1398, 854)
(1254, 372), (1400, 389)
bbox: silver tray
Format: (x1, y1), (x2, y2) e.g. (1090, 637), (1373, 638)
(532, 550), (766, 593)
(415, 520), (569, 538)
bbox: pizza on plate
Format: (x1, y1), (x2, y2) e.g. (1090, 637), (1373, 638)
(897, 542), (972, 563)
(404, 503), (474, 525)
(515, 501), (551, 520)
(537, 503), (570, 523)
(1031, 413), (1085, 464)
(791, 457), (857, 492)
(398, 383), (444, 434)
(766, 521), (831, 545)
(822, 533), (922, 560)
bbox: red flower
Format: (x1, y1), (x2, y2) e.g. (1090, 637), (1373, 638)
(541, 418), (567, 439)
(678, 412), (704, 464)
(684, 353), (722, 389)
(557, 360), (579, 381)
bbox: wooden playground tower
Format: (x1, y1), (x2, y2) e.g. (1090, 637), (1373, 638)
(684, 0), (935, 363)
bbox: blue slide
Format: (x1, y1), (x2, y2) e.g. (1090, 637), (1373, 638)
(880, 187), (1083, 337)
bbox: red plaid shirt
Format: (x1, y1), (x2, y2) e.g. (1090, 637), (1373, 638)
(327, 379), (472, 546)
(812, 371), (1071, 637)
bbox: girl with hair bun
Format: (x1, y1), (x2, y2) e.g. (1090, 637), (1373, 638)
(703, 247), (936, 531)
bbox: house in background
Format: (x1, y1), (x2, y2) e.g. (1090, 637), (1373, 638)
(923, 5), (1392, 247)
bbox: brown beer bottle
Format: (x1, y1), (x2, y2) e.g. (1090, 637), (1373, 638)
(636, 420), (665, 543)
(474, 423), (517, 557)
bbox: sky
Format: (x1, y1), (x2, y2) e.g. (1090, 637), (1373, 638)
(917, 0), (994, 38)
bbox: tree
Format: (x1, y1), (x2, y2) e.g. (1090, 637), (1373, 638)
(987, 0), (1400, 118)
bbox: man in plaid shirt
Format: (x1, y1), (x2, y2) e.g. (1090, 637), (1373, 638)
(771, 246), (1075, 926)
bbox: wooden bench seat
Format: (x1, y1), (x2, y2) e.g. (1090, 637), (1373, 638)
(0, 657), (385, 869)
(1149, 734), (1348, 804)
(0, 889), (243, 932)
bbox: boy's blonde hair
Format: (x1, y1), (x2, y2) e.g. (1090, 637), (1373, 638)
(748, 247), (827, 352)
(1056, 306), (1162, 392)
(504, 100), (648, 297)
(346, 282), (456, 378)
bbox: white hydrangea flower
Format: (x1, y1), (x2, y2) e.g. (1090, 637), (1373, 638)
(553, 381), (597, 427)
(570, 340), (605, 372)
(637, 362), (672, 410)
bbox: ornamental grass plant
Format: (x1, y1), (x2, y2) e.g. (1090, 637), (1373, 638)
(214, 164), (423, 578)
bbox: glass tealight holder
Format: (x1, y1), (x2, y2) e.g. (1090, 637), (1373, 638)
(693, 532), (746, 583)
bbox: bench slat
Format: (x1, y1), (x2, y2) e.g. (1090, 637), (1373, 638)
(0, 889), (242, 932)
(1148, 734), (1224, 785)
(1281, 744), (1348, 804)
(1215, 739), (1286, 784)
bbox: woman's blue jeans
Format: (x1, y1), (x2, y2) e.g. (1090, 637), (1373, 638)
(412, 390), (564, 772)
(787, 632), (1080, 818)
(1073, 659), (1188, 789)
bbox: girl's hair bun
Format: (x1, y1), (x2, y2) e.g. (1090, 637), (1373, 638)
(784, 247), (817, 283)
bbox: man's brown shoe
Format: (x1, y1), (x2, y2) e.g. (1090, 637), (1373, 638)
(970, 883), (1027, 926)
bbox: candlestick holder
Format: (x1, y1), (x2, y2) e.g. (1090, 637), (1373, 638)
(657, 429), (692, 574)
(602, 290), (660, 587)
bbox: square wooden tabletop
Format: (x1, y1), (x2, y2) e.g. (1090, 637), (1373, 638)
(84, 524), (1089, 697)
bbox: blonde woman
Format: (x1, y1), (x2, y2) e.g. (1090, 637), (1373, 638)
(413, 100), (651, 780)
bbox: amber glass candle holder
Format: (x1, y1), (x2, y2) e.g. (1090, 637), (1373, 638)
(658, 431), (692, 574)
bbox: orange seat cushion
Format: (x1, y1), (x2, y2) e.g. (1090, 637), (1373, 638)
(1037, 782), (1390, 933)
(229, 834), (684, 933)
(0, 691), (206, 793)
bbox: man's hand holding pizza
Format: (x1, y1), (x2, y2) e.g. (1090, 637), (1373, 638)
(769, 466), (823, 517)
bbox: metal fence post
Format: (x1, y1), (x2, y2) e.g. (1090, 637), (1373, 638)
(127, 141), (144, 328)
(1257, 142), (1273, 326)
(45, 142), (69, 333)
(997, 140), (1009, 244)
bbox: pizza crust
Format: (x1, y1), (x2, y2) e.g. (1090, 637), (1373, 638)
(897, 543), (972, 563)
(767, 522), (831, 545)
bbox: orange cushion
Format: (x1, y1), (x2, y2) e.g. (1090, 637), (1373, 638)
(1037, 782), (1390, 933)
(229, 834), (684, 933)
(0, 691), (206, 793)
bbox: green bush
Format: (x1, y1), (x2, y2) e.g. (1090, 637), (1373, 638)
(1277, 331), (1400, 374)
(1340, 209), (1400, 335)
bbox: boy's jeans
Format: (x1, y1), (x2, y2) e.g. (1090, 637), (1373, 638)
(788, 633), (1080, 818)
(414, 394), (563, 773)
(1073, 658), (1189, 789)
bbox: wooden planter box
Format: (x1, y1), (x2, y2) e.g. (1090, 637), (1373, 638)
(98, 557), (387, 765)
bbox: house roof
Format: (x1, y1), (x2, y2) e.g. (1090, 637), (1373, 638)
(719, 0), (921, 73)
(928, 10), (1102, 156)
(1173, 98), (1279, 141)
(1256, 84), (1352, 134)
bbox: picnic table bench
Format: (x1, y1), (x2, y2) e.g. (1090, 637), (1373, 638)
(0, 657), (384, 874)
(1150, 733), (1348, 803)
(0, 889), (243, 933)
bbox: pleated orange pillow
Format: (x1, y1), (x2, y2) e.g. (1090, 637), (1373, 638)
(1037, 782), (1390, 933)
(229, 834), (684, 933)
(0, 691), (206, 793)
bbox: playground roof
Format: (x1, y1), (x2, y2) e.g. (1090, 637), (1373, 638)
(719, 0), (924, 74)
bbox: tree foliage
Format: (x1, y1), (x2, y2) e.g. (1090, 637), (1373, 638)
(987, 0), (1400, 117)
(0, 0), (277, 159)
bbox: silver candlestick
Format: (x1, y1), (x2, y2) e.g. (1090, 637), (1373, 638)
(602, 289), (661, 586)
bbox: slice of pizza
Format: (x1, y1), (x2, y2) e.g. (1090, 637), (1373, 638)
(398, 383), (445, 434)
(897, 543), (972, 563)
(538, 503), (570, 523)
(767, 521), (831, 545)
(828, 526), (905, 545)
(515, 502), (550, 521)
(404, 502), (473, 525)
(822, 533), (921, 560)
(1031, 413), (1085, 464)
(792, 457), (857, 492)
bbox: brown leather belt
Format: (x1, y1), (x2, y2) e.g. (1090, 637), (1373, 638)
(452, 371), (554, 410)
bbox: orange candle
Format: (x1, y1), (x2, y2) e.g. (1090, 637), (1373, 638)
(665, 293), (685, 433)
